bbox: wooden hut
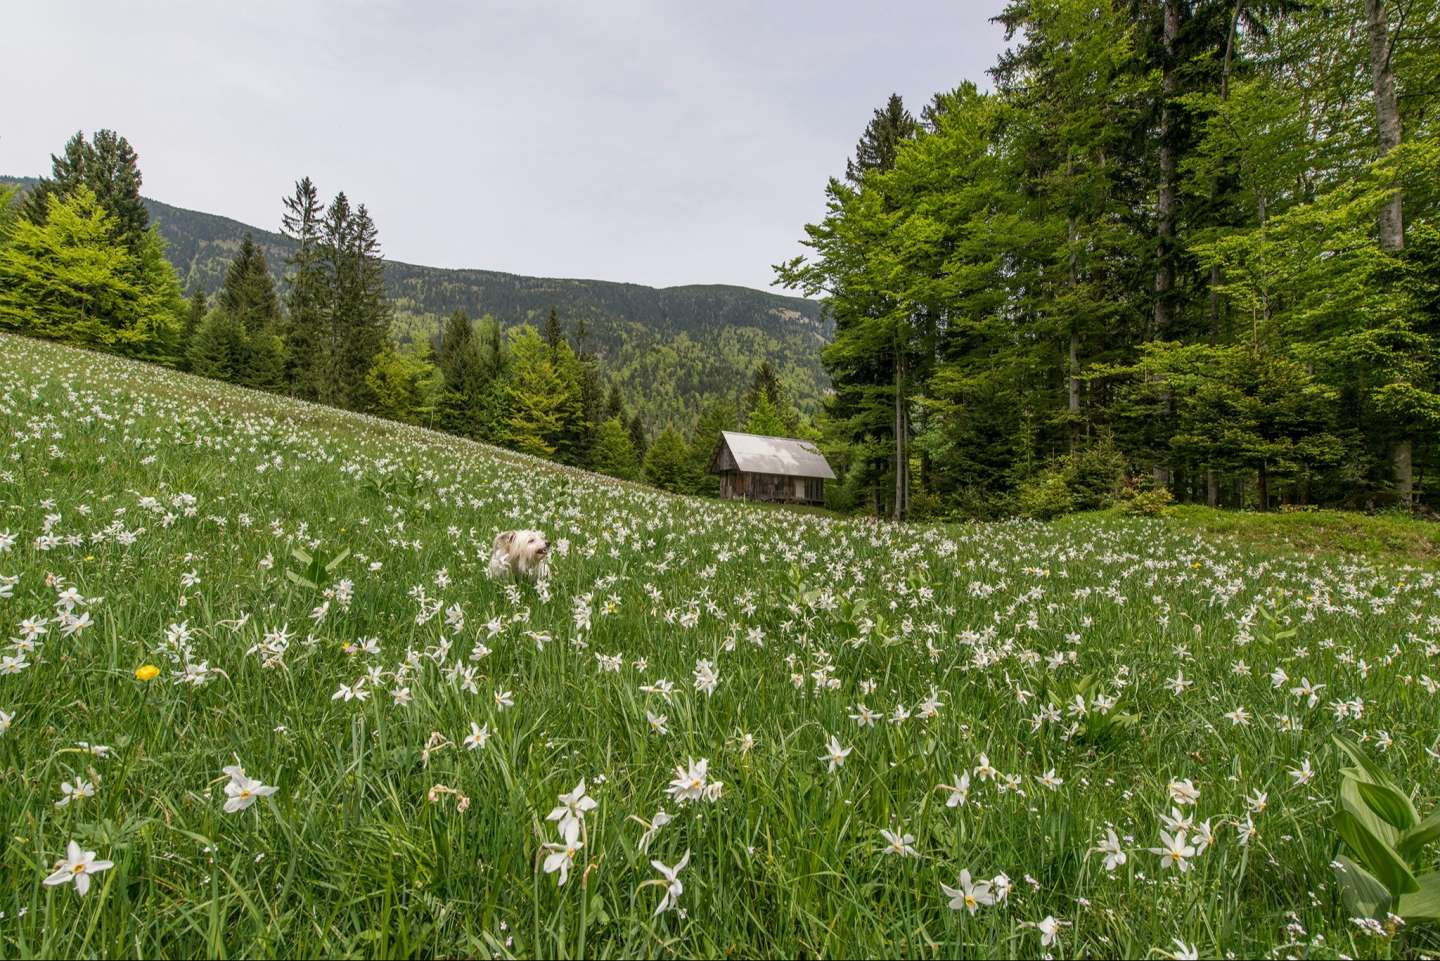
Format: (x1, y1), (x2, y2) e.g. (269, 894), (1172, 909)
(709, 430), (835, 505)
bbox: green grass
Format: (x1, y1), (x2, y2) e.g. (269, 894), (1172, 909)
(2, 332), (1439, 959)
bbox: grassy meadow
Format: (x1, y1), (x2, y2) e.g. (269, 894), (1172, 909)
(3, 332), (1440, 958)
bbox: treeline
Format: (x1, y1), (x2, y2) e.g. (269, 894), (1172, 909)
(781, 0), (1440, 518)
(0, 130), (808, 493)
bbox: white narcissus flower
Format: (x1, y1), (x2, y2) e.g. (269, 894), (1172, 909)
(880, 828), (918, 857)
(941, 869), (995, 914)
(463, 721), (490, 750)
(1149, 830), (1195, 872)
(1091, 827), (1127, 872)
(820, 736), (851, 772)
(650, 849), (690, 916)
(1167, 778), (1200, 806)
(222, 765), (278, 813)
(940, 772), (970, 808)
(1030, 915), (1067, 948)
(547, 780), (597, 840)
(542, 823), (583, 886)
(43, 841), (114, 896)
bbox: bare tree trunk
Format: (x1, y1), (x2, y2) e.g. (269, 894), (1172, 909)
(1208, 0), (1246, 345)
(1206, 469), (1219, 507)
(893, 344), (908, 522)
(1068, 218), (1082, 452)
(1149, 0), (1181, 494)
(1365, 0), (1412, 507)
(1153, 0), (1180, 339)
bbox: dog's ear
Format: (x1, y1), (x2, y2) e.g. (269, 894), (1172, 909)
(495, 530), (515, 550)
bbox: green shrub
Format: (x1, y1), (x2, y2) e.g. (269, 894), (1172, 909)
(1119, 486), (1175, 515)
(1016, 469), (1075, 519)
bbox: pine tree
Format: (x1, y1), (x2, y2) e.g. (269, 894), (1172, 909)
(186, 307), (248, 382)
(744, 387), (789, 437)
(208, 235), (285, 391)
(344, 203), (390, 413)
(219, 234), (281, 335)
(604, 383), (625, 421)
(689, 399), (737, 495)
(22, 130), (148, 251)
(543, 307), (564, 355)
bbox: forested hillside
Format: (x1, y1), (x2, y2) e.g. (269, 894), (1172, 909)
(2, 177), (830, 424)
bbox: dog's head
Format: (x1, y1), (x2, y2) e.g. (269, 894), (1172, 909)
(495, 529), (549, 572)
(518, 529), (549, 563)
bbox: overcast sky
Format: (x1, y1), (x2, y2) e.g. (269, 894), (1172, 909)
(2, 1), (1011, 292)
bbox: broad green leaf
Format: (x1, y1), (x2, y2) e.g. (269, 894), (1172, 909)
(1334, 809), (1419, 895)
(1356, 778), (1419, 831)
(1397, 871), (1440, 921)
(1334, 735), (1402, 793)
(1334, 855), (1392, 920)
(1341, 776), (1401, 848)
(1398, 807), (1440, 858)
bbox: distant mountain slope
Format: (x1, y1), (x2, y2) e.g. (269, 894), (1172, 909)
(1, 176), (830, 423)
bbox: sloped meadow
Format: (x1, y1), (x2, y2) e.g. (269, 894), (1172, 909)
(1, 333), (1438, 958)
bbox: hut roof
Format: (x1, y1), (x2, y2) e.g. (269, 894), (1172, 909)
(714, 431), (836, 480)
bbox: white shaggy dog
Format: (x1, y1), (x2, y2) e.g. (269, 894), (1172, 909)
(487, 529), (550, 580)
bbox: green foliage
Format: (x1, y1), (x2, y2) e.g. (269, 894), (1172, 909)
(1118, 486), (1175, 517)
(0, 187), (180, 356)
(365, 347), (440, 425)
(589, 415), (639, 480)
(643, 425), (697, 493)
(284, 544), (351, 592)
(1330, 736), (1440, 922)
(781, 0), (1440, 517)
(505, 325), (575, 458)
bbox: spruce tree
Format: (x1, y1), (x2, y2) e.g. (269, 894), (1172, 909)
(280, 177), (327, 399)
(22, 130), (148, 250)
(543, 307), (564, 355)
(604, 383), (625, 421)
(844, 94), (918, 186)
(181, 291), (207, 367)
(627, 412), (649, 460)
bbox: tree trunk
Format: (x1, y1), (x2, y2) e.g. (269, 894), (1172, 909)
(893, 345), (909, 522)
(1366, 0), (1411, 507)
(1394, 440), (1414, 507)
(1206, 468), (1219, 507)
(1153, 0), (1180, 339)
(1366, 0), (1404, 251)
(1148, 0), (1181, 495)
(1068, 218), (1082, 452)
(1257, 464), (1269, 511)
(1208, 0), (1245, 345)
